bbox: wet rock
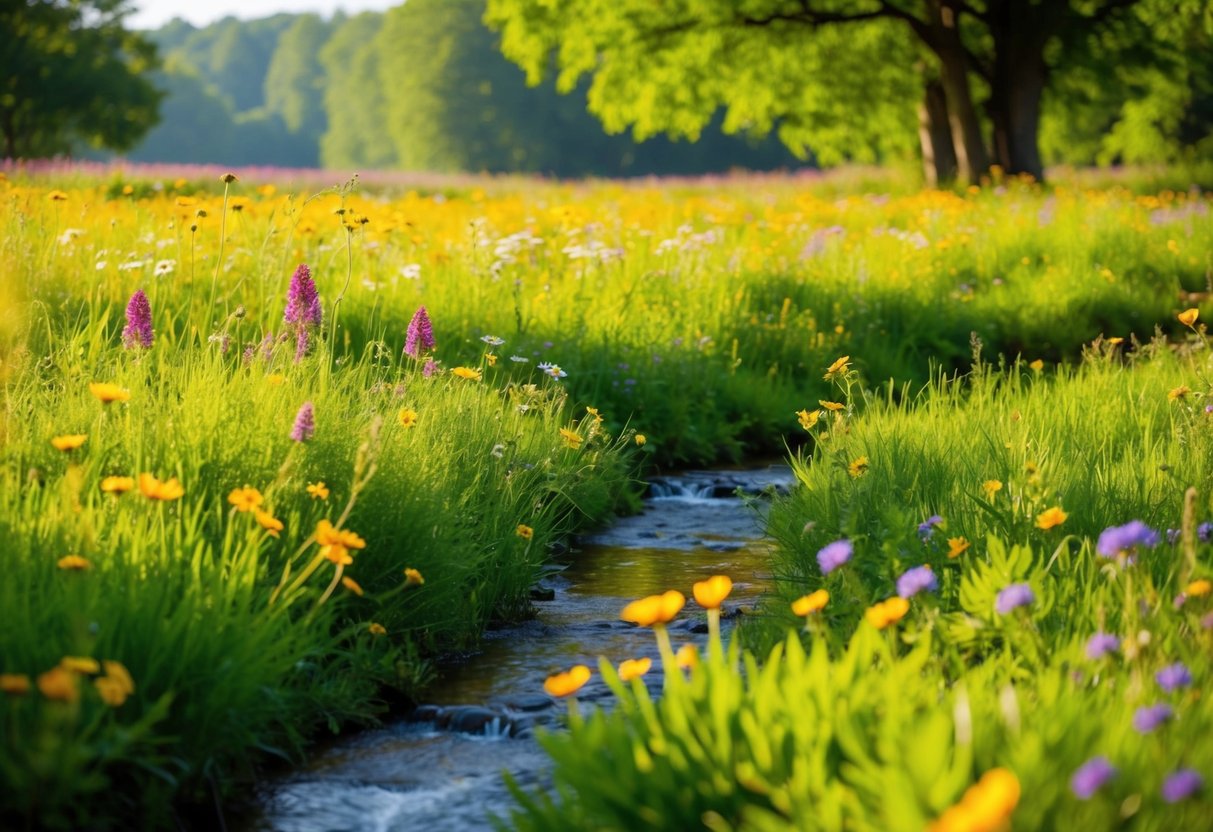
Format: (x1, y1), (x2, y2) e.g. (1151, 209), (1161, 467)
(529, 585), (556, 601)
(445, 706), (502, 734)
(689, 620), (709, 634)
(409, 704), (442, 723)
(500, 694), (552, 713)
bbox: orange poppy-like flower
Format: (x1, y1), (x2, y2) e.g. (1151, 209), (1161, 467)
(675, 644), (699, 669)
(791, 589), (829, 616)
(102, 661), (134, 696)
(228, 486), (263, 512)
(617, 657), (652, 682)
(341, 577), (364, 596)
(404, 568), (424, 587)
(100, 476), (135, 494)
(516, 524), (534, 540)
(819, 401), (845, 411)
(51, 434), (87, 452)
(0, 674), (32, 695)
(824, 355), (851, 379)
(315, 519), (366, 565)
(692, 575), (733, 610)
(307, 482), (330, 500)
(140, 473), (184, 501)
(37, 667), (79, 702)
(620, 590), (685, 627)
(1179, 308), (1200, 327)
(255, 510), (284, 537)
(1035, 506), (1067, 530)
(543, 665), (591, 697)
(89, 382), (130, 404)
(559, 428), (582, 449)
(947, 537), (971, 558)
(368, 622), (387, 636)
(57, 555), (91, 571)
(1185, 579), (1211, 597)
(451, 367), (482, 381)
(865, 597), (911, 630)
(930, 768), (1020, 832)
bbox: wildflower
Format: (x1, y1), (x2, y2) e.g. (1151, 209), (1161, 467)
(122, 289), (155, 349)
(865, 597), (910, 629)
(307, 482), (330, 500)
(585, 406), (603, 423)
(675, 644), (699, 669)
(982, 479), (1003, 499)
(1085, 632), (1120, 660)
(140, 473), (184, 501)
(693, 575), (733, 610)
(485, 353), (497, 366)
(60, 656), (100, 674)
(451, 367), (482, 381)
(896, 565), (938, 598)
(1185, 579), (1211, 597)
(617, 657), (652, 682)
(544, 665), (591, 697)
(102, 661), (134, 697)
(36, 667), (79, 703)
(369, 623), (387, 636)
(918, 515), (944, 540)
(423, 359), (440, 378)
(1133, 703), (1173, 733)
(791, 589), (829, 616)
(100, 476), (135, 494)
(559, 427), (582, 449)
(290, 402), (315, 442)
(0, 674), (31, 695)
(341, 577), (364, 596)
(817, 539), (853, 575)
(930, 769), (1019, 832)
(946, 537), (970, 558)
(847, 455), (868, 478)
(228, 486), (264, 513)
(89, 382), (131, 403)
(819, 401), (844, 411)
(94, 676), (129, 707)
(1169, 386), (1191, 400)
(995, 583), (1035, 614)
(620, 590), (685, 627)
(1097, 521), (1160, 557)
(538, 362), (568, 379)
(824, 355), (851, 380)
(480, 335), (505, 346)
(634, 434), (647, 446)
(266, 373), (286, 386)
(398, 408), (419, 428)
(516, 524), (534, 540)
(404, 306), (436, 358)
(404, 568), (424, 587)
(57, 555), (91, 571)
(47, 189), (68, 201)
(1029, 359), (1044, 372)
(796, 409), (821, 431)
(1035, 506), (1067, 530)
(1071, 757), (1116, 800)
(1162, 769), (1203, 803)
(1156, 662), (1193, 692)
(284, 264), (322, 329)
(255, 510), (284, 537)
(316, 520), (366, 565)
(1178, 308), (1200, 327)
(51, 434), (87, 452)
(1201, 522), (1213, 542)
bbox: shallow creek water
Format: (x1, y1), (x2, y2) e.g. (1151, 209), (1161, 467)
(253, 466), (793, 832)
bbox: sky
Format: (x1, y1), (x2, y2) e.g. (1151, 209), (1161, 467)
(128, 0), (400, 29)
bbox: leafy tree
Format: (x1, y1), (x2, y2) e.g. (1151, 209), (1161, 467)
(319, 13), (397, 169)
(126, 61), (235, 164)
(0, 0), (162, 159)
(264, 13), (331, 152)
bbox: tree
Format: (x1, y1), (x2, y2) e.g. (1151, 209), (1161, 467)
(486, 0), (1211, 183)
(264, 13), (331, 151)
(319, 13), (398, 169)
(0, 0), (162, 159)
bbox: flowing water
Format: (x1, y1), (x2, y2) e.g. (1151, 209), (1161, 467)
(252, 466), (793, 832)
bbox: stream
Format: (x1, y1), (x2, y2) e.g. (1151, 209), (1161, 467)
(252, 466), (793, 832)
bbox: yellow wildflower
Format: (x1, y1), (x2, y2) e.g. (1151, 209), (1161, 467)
(620, 590), (685, 627)
(1179, 308), (1200, 327)
(57, 555), (91, 571)
(981, 480), (1002, 500)
(94, 677), (129, 707)
(139, 473), (184, 501)
(89, 382), (131, 404)
(692, 575), (733, 610)
(617, 658), (652, 682)
(398, 408), (419, 428)
(100, 476), (135, 494)
(228, 486), (264, 513)
(865, 597), (910, 630)
(1029, 359), (1044, 372)
(51, 434), (87, 452)
(1169, 385), (1191, 400)
(266, 374), (285, 386)
(586, 406), (604, 423)
(634, 434), (647, 446)
(316, 519), (366, 565)
(37, 667), (79, 702)
(341, 576), (364, 596)
(824, 355), (851, 380)
(543, 665), (591, 697)
(47, 190), (68, 201)
(102, 661), (134, 696)
(930, 768), (1020, 832)
(1185, 579), (1211, 597)
(516, 524), (534, 540)
(485, 352), (498, 366)
(675, 644), (699, 669)
(797, 409), (821, 431)
(368, 622), (387, 636)
(848, 455), (869, 478)
(791, 589), (829, 616)
(451, 366), (482, 381)
(59, 656), (100, 675)
(559, 427), (582, 449)
(306, 481), (330, 500)
(0, 674), (31, 695)
(947, 537), (971, 558)
(1036, 506), (1068, 530)
(404, 568), (425, 587)
(255, 510), (284, 537)
(819, 401), (844, 411)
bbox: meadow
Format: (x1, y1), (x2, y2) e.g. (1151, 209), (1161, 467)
(1, 164), (1211, 828)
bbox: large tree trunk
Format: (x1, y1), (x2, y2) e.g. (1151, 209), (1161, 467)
(987, 2), (1048, 180)
(927, 2), (989, 184)
(918, 79), (957, 186)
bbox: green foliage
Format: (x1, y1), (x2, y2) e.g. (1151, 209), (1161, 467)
(319, 13), (398, 170)
(264, 14), (331, 153)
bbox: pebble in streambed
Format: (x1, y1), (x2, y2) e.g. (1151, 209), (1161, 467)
(252, 467), (791, 832)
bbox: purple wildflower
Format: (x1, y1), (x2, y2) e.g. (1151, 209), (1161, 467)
(1162, 769), (1203, 803)
(290, 402), (315, 443)
(1156, 662), (1193, 692)
(896, 565), (938, 599)
(121, 289), (154, 348)
(918, 515), (943, 540)
(1096, 521), (1161, 558)
(1200, 522), (1213, 542)
(284, 264), (322, 328)
(1071, 756), (1116, 800)
(1133, 703), (1174, 733)
(422, 358), (439, 378)
(294, 328), (310, 364)
(816, 539), (853, 575)
(242, 344), (256, 365)
(1085, 632), (1120, 660)
(995, 583), (1034, 615)
(404, 306), (436, 359)
(261, 333), (275, 362)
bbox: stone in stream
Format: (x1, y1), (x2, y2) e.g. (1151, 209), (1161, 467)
(529, 585), (556, 601)
(442, 706), (504, 734)
(409, 704), (442, 723)
(499, 694), (553, 713)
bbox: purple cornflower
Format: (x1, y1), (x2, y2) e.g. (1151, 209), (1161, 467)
(896, 565), (938, 598)
(1133, 703), (1174, 733)
(404, 305), (436, 359)
(995, 583), (1034, 615)
(290, 402), (315, 443)
(284, 264), (322, 328)
(918, 515), (943, 540)
(816, 539), (853, 575)
(1085, 632), (1120, 660)
(1096, 521), (1161, 558)
(121, 289), (154, 348)
(1071, 756), (1116, 799)
(1162, 769), (1203, 803)
(1156, 662), (1193, 692)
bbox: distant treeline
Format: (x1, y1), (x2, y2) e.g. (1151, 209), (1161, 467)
(126, 0), (805, 176)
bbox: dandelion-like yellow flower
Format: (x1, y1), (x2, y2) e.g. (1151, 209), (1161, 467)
(559, 427), (582, 449)
(485, 353), (498, 366)
(1028, 359), (1044, 372)
(89, 382), (130, 404)
(100, 476), (135, 494)
(947, 537), (971, 559)
(368, 622), (387, 636)
(848, 455), (869, 478)
(1169, 386), (1191, 400)
(865, 597), (910, 630)
(791, 589), (829, 616)
(819, 401), (844, 411)
(255, 510), (284, 537)
(139, 473), (184, 501)
(228, 486), (264, 513)
(94, 677), (129, 707)
(1185, 579), (1211, 597)
(341, 576), (364, 596)
(620, 590), (685, 627)
(51, 434), (87, 452)
(37, 667), (79, 702)
(981, 479), (1003, 500)
(0, 674), (31, 696)
(634, 434), (647, 446)
(1035, 506), (1068, 530)
(102, 661), (134, 697)
(1179, 308), (1200, 327)
(60, 656), (100, 675)
(675, 644), (699, 669)
(451, 366), (482, 381)
(824, 355), (851, 380)
(543, 665), (591, 697)
(316, 519), (366, 565)
(404, 568), (425, 587)
(57, 555), (91, 571)
(797, 409), (821, 431)
(617, 657), (652, 682)
(307, 482), (330, 500)
(516, 524), (534, 540)
(586, 406), (604, 423)
(692, 575), (733, 610)
(398, 408), (419, 428)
